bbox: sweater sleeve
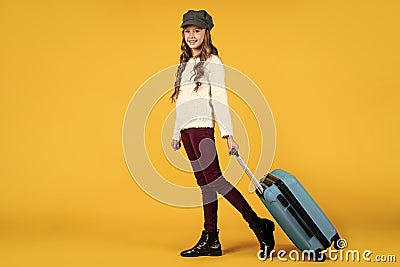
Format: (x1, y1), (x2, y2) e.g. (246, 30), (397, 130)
(172, 115), (181, 141)
(208, 57), (234, 138)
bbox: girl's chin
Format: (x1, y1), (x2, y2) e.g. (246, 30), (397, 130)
(188, 45), (201, 49)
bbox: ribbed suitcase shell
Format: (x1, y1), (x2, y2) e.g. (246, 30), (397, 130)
(260, 169), (339, 252)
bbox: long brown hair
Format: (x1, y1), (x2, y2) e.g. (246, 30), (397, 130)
(170, 29), (219, 102)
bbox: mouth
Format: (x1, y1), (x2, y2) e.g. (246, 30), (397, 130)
(187, 40), (197, 45)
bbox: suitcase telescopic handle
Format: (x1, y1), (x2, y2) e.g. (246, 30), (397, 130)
(231, 149), (264, 195)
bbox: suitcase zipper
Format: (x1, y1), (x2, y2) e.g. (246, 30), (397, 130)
(264, 173), (331, 249)
(277, 193), (314, 238)
(287, 206), (314, 238)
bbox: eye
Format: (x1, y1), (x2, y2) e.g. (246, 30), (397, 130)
(184, 30), (190, 33)
(195, 30), (200, 33)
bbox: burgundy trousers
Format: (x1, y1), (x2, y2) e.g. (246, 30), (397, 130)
(180, 127), (258, 231)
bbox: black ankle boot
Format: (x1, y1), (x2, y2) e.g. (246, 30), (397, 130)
(180, 230), (222, 257)
(250, 218), (275, 258)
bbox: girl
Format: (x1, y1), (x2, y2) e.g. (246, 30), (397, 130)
(171, 9), (275, 258)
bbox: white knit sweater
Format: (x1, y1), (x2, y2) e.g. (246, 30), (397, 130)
(172, 55), (233, 141)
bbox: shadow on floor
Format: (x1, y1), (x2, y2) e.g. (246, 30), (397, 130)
(223, 242), (299, 258)
(223, 241), (256, 254)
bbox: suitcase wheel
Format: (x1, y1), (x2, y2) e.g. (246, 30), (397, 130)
(332, 234), (345, 250)
(313, 249), (327, 262)
(316, 253), (327, 262)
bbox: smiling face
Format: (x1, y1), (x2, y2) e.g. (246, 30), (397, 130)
(183, 25), (206, 51)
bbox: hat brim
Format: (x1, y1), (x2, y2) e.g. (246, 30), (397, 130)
(181, 19), (207, 29)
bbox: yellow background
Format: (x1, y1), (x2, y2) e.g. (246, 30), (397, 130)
(1, 0), (399, 266)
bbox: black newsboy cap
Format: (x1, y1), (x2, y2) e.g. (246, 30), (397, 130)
(181, 10), (214, 31)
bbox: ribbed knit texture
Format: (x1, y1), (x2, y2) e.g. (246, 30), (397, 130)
(172, 55), (233, 140)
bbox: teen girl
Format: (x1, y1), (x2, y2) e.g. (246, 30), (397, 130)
(170, 9), (275, 257)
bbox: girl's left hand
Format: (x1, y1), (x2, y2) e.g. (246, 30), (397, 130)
(171, 139), (181, 151)
(225, 135), (239, 155)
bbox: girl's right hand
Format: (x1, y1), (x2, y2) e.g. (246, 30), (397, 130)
(171, 139), (181, 151)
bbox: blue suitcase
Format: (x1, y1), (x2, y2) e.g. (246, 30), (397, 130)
(232, 150), (342, 261)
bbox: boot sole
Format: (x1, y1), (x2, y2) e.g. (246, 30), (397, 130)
(181, 250), (222, 257)
(209, 250), (222, 256)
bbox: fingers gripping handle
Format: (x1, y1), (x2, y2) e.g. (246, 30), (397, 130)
(231, 149), (264, 195)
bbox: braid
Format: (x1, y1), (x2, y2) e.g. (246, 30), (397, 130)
(170, 29), (219, 102)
